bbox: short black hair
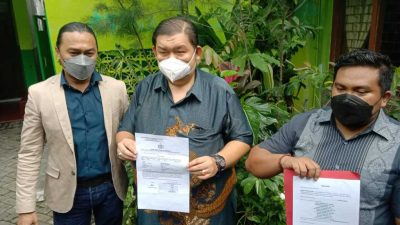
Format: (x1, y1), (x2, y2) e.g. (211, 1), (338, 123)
(152, 16), (198, 47)
(334, 49), (394, 94)
(56, 22), (98, 49)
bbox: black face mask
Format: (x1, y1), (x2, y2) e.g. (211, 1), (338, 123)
(331, 93), (378, 129)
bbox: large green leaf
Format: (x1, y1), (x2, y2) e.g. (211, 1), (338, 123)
(249, 53), (269, 72)
(262, 63), (274, 90)
(232, 55), (247, 74)
(248, 215), (261, 223)
(255, 179), (267, 199)
(241, 176), (257, 194)
(220, 70), (238, 77)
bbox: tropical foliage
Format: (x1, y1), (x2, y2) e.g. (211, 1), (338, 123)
(386, 66), (400, 120)
(97, 47), (157, 96)
(191, 1), (329, 224)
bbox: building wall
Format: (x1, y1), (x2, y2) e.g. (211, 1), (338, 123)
(45, 0), (132, 52)
(291, 0), (333, 72)
(12, 0), (39, 87)
(344, 0), (372, 51)
(44, 0), (233, 72)
(290, 0), (334, 111)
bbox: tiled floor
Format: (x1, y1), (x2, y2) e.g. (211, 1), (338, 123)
(0, 121), (53, 225)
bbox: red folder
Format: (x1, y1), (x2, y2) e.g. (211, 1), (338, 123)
(283, 169), (360, 225)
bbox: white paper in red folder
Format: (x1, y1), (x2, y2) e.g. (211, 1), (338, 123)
(284, 169), (360, 225)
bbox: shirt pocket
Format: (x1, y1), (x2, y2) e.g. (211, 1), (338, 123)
(182, 125), (223, 154)
(186, 125), (217, 140)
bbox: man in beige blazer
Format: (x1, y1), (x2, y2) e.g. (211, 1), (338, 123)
(16, 22), (128, 225)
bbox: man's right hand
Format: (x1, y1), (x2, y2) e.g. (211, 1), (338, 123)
(117, 138), (137, 161)
(18, 212), (38, 225)
(280, 155), (321, 180)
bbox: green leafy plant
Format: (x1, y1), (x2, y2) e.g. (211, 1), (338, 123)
(236, 94), (290, 225)
(193, 2), (323, 224)
(122, 163), (137, 225)
(237, 162), (286, 225)
(196, 0), (317, 111)
(385, 66), (400, 120)
(97, 46), (157, 96)
(285, 63), (332, 113)
(240, 94), (290, 144)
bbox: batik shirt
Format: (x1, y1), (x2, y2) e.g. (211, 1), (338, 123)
(119, 69), (253, 225)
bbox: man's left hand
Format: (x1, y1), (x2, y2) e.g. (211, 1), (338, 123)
(188, 156), (218, 180)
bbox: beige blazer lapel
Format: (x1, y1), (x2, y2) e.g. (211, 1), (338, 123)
(51, 75), (74, 152)
(98, 78), (113, 148)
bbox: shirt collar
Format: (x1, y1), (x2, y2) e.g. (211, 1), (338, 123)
(60, 70), (102, 87)
(188, 69), (203, 102)
(317, 108), (392, 140)
(153, 69), (203, 102)
(315, 107), (332, 123)
(153, 72), (167, 92)
(370, 109), (394, 141)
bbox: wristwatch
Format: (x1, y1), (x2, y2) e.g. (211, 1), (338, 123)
(212, 154), (226, 172)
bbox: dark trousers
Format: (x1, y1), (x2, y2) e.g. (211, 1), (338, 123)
(53, 182), (123, 225)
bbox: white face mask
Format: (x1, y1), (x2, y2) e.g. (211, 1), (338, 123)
(158, 50), (196, 82)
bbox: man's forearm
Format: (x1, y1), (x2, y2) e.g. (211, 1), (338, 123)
(217, 140), (250, 168)
(245, 145), (285, 178)
(395, 217), (400, 225)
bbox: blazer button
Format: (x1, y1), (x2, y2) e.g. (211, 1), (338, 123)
(71, 171), (76, 176)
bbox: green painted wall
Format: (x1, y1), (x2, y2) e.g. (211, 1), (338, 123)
(32, 15), (56, 80)
(11, 0), (32, 49)
(45, 0), (232, 50)
(45, 0), (233, 72)
(19, 50), (39, 86)
(291, 0), (333, 72)
(11, 0), (40, 87)
(45, 0), (131, 52)
(290, 0), (334, 111)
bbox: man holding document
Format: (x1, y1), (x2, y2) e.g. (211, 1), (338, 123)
(116, 16), (253, 225)
(246, 49), (400, 225)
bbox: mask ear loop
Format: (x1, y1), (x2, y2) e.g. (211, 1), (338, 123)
(188, 48), (197, 63)
(186, 49), (198, 75)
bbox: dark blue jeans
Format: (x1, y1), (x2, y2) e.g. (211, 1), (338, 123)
(53, 182), (123, 225)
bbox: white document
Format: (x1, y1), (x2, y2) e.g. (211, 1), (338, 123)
(135, 133), (190, 213)
(293, 177), (360, 225)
